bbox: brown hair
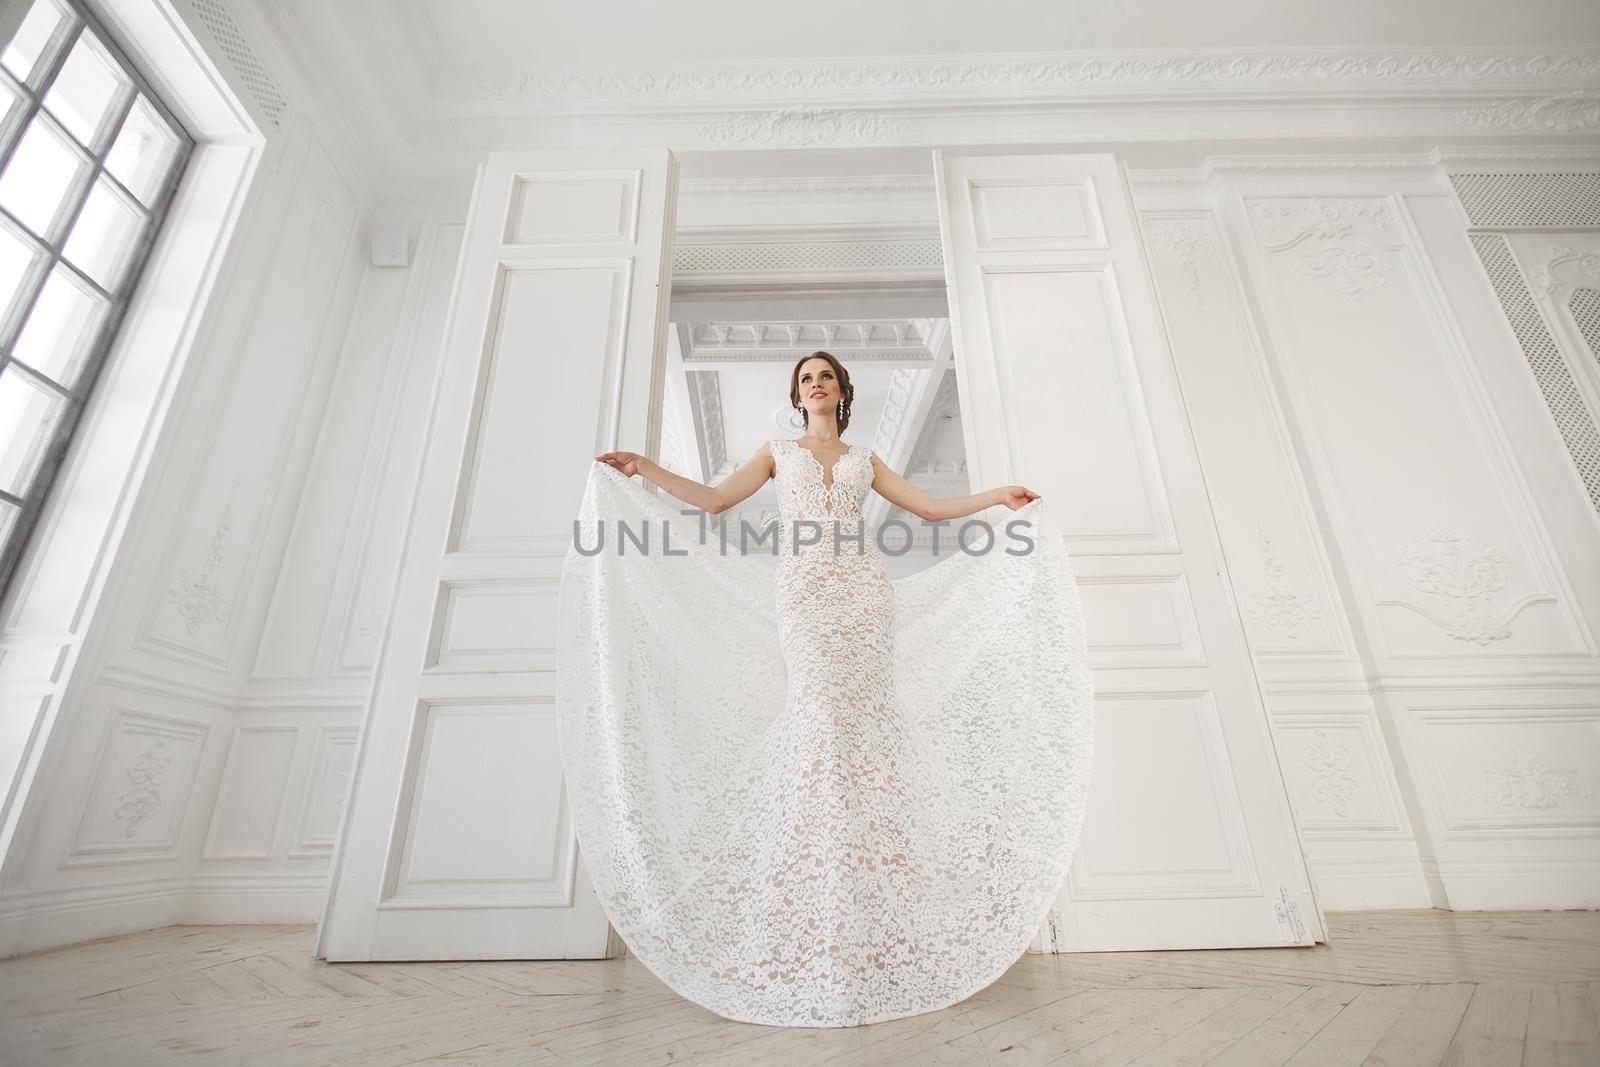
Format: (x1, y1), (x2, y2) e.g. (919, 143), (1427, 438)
(788, 351), (854, 433)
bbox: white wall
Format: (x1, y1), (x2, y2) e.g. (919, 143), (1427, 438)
(0, 0), (468, 955)
(1134, 162), (1600, 911)
(0, 1), (1595, 960)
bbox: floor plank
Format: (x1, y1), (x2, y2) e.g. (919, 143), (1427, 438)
(0, 909), (1593, 1065)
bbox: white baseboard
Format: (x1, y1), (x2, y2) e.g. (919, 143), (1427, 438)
(3, 862), (1592, 961)
(1305, 857), (1437, 911)
(1430, 858), (1600, 911)
(0, 874), (330, 959)
(183, 874), (330, 924)
(0, 877), (187, 959)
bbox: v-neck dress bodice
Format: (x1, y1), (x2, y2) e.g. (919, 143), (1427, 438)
(770, 438), (872, 521)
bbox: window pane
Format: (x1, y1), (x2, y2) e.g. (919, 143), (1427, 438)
(0, 367), (64, 497)
(0, 77), (22, 129)
(42, 31), (126, 148)
(0, 221), (43, 328)
(105, 96), (179, 206)
(61, 175), (141, 289)
(12, 264), (106, 385)
(1, 0), (69, 85)
(0, 114), (86, 237)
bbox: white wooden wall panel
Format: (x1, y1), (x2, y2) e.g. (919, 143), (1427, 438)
(337, 225), (469, 677)
(936, 151), (1322, 952)
(64, 708), (210, 866)
(251, 245), (421, 679)
(1215, 176), (1600, 910)
(289, 724), (358, 859)
(1131, 188), (1432, 911)
(201, 725), (298, 860)
(1236, 193), (1589, 661)
(137, 138), (362, 669)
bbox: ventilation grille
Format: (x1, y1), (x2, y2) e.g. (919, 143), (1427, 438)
(672, 239), (943, 277)
(188, 0), (287, 128)
(1570, 287), (1600, 367)
(1470, 233), (1600, 513)
(1450, 172), (1600, 229)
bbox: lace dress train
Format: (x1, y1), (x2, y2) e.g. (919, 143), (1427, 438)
(556, 439), (1094, 1027)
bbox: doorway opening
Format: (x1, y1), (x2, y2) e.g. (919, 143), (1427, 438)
(662, 147), (972, 576)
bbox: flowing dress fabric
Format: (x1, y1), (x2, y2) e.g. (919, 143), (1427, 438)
(555, 440), (1094, 1027)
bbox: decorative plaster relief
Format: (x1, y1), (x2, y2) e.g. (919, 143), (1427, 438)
(697, 107), (908, 145)
(356, 603), (384, 637)
(113, 739), (174, 837)
(1456, 92), (1600, 134)
(687, 319), (937, 352)
(1390, 528), (1528, 646)
(1301, 729), (1359, 818)
(1249, 197), (1401, 299)
(1527, 243), (1600, 299)
(1146, 219), (1214, 301)
(67, 710), (209, 863)
(165, 499), (234, 637)
(1244, 519), (1323, 641)
(1464, 741), (1592, 810)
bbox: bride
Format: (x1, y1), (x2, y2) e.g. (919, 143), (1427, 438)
(557, 351), (1095, 1028)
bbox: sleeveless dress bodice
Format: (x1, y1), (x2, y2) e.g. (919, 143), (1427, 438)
(769, 438), (872, 522)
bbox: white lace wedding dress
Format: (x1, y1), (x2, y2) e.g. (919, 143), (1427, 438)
(556, 438), (1094, 1027)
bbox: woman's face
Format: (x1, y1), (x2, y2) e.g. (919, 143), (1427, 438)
(797, 358), (838, 416)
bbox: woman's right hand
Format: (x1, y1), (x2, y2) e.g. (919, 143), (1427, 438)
(596, 451), (646, 477)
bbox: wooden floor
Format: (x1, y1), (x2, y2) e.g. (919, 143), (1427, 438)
(0, 911), (1596, 1065)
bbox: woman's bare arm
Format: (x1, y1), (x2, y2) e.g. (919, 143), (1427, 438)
(596, 442), (775, 515)
(866, 451), (1039, 521)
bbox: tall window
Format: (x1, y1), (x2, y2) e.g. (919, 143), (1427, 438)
(0, 0), (192, 597)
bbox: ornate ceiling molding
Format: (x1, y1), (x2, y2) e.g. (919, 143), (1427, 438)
(871, 368), (925, 461)
(441, 49), (1600, 102)
(1432, 147), (1600, 163)
(686, 370), (730, 478)
(1456, 92), (1600, 133)
(682, 319), (943, 362)
(697, 107), (909, 146)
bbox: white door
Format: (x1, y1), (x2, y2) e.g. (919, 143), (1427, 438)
(934, 150), (1325, 950)
(317, 148), (678, 960)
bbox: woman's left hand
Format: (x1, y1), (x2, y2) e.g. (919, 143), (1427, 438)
(1001, 485), (1041, 510)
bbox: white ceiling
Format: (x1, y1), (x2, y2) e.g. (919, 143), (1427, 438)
(245, 0), (1600, 199)
(409, 0), (1599, 68)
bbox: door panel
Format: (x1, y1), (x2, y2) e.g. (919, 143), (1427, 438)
(934, 150), (1323, 951)
(317, 149), (677, 960)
